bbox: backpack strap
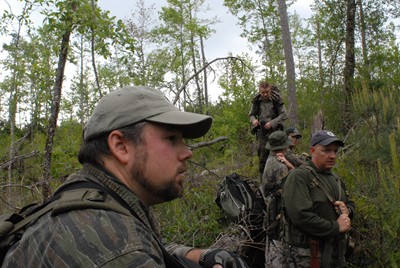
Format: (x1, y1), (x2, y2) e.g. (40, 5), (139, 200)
(3, 180), (196, 268)
(301, 166), (336, 203)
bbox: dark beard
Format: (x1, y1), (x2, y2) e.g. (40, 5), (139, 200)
(132, 147), (183, 203)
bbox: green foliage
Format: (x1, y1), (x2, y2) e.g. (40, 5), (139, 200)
(51, 120), (82, 180)
(154, 172), (225, 247)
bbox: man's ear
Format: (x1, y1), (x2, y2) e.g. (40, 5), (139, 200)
(310, 146), (315, 156)
(107, 130), (130, 164)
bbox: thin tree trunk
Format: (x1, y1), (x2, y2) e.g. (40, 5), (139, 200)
(91, 0), (102, 98)
(277, 0), (298, 125)
(343, 0), (356, 131)
(316, 17), (324, 90)
(7, 2), (31, 205)
(200, 36), (209, 114)
(358, 0), (370, 83)
(42, 2), (76, 201)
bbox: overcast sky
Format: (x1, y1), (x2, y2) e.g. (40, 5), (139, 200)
(0, 0), (313, 101)
(98, 0), (313, 60)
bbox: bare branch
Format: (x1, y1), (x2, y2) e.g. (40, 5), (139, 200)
(189, 136), (228, 149)
(0, 151), (40, 169)
(172, 56), (251, 105)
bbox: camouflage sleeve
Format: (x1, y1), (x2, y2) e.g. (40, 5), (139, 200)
(2, 209), (167, 268)
(165, 243), (194, 257)
(248, 102), (257, 122)
(270, 103), (288, 129)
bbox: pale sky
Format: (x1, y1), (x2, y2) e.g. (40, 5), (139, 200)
(0, 0), (313, 101)
(97, 0), (313, 60)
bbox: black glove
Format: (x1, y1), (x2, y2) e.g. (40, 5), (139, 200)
(199, 249), (249, 268)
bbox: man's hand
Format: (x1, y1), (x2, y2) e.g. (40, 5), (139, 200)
(252, 119), (260, 127)
(334, 201), (350, 215)
(199, 249), (249, 268)
(337, 213), (351, 233)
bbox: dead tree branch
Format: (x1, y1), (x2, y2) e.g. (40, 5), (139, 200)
(173, 56), (251, 105)
(189, 136), (228, 149)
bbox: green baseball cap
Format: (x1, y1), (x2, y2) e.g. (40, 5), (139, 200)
(265, 131), (292, 151)
(83, 86), (213, 141)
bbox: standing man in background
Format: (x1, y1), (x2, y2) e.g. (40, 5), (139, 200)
(249, 81), (288, 178)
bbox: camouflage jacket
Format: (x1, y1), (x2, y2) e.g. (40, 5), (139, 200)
(2, 163), (193, 268)
(248, 93), (288, 130)
(261, 153), (290, 193)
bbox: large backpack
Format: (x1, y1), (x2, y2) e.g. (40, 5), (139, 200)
(215, 173), (266, 267)
(263, 175), (288, 241)
(215, 173), (265, 222)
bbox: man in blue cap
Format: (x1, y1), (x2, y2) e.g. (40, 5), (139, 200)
(281, 130), (355, 267)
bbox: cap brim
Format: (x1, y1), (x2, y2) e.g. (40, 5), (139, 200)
(146, 111), (212, 138)
(318, 138), (344, 147)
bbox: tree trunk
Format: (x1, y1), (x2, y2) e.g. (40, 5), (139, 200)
(42, 2), (76, 201)
(200, 36), (209, 114)
(91, 0), (102, 98)
(343, 0), (356, 131)
(358, 0), (371, 83)
(277, 0), (298, 125)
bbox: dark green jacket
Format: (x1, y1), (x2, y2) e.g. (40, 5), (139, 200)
(2, 164), (192, 268)
(282, 162), (355, 265)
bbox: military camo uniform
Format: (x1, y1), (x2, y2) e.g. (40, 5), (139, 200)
(249, 94), (288, 174)
(2, 164), (192, 268)
(262, 153), (290, 268)
(261, 153), (290, 191)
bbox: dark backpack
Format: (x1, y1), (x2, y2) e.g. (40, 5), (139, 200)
(263, 177), (287, 240)
(215, 173), (266, 267)
(215, 173), (265, 222)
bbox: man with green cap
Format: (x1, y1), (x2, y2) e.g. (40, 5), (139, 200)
(285, 127), (309, 167)
(3, 86), (249, 268)
(261, 130), (294, 267)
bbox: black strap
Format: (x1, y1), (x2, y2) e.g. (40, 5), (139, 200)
(300, 165), (336, 203)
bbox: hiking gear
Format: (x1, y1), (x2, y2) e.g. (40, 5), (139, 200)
(215, 173), (265, 221)
(310, 130), (344, 147)
(263, 176), (287, 241)
(199, 248), (249, 268)
(83, 86), (212, 141)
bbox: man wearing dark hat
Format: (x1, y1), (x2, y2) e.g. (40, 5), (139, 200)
(261, 131), (294, 267)
(262, 130), (294, 189)
(282, 130), (355, 267)
(3, 86), (248, 268)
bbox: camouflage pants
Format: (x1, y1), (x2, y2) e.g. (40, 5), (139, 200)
(265, 240), (315, 268)
(256, 131), (270, 174)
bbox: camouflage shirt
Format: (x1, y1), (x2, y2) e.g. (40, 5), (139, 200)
(248, 94), (288, 130)
(2, 164), (193, 268)
(261, 153), (289, 191)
